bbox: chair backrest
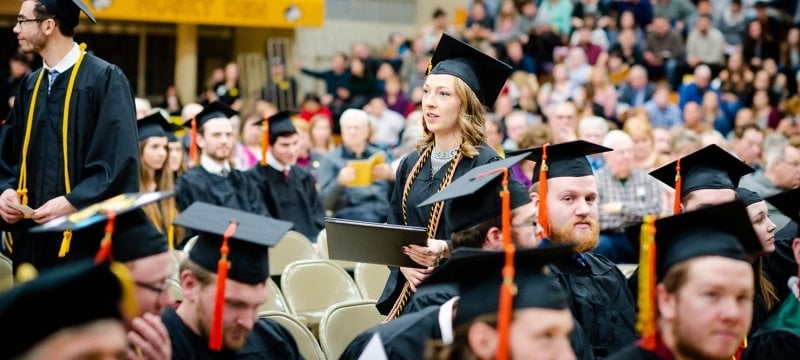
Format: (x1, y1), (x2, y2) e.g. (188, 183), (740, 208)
(0, 253), (12, 292)
(281, 260), (362, 319)
(270, 231), (319, 276)
(258, 278), (291, 314)
(317, 230), (358, 270)
(319, 300), (384, 360)
(354, 262), (391, 300)
(259, 311), (325, 360)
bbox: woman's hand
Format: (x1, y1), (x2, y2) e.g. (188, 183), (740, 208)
(402, 239), (448, 268)
(399, 266), (433, 291)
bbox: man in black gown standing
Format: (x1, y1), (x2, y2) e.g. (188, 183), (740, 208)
(175, 102), (269, 217)
(248, 111), (324, 240)
(0, 0), (138, 271)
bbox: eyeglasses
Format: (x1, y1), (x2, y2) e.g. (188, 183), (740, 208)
(16, 18), (49, 27)
(135, 280), (169, 294)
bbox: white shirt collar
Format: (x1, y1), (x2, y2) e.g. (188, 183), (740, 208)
(790, 276), (799, 299)
(267, 150), (291, 172)
(438, 296), (459, 345)
(43, 42), (81, 74)
(200, 154), (231, 176)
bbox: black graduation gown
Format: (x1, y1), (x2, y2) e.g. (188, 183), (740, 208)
(248, 165), (324, 240)
(0, 53), (138, 270)
(175, 166), (269, 216)
(606, 344), (661, 360)
(744, 292), (800, 360)
(340, 305), (442, 360)
(551, 253), (637, 359)
(376, 145), (502, 315)
(161, 307), (301, 359)
(764, 222), (797, 302)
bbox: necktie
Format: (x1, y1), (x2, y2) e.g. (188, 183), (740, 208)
(283, 169), (290, 182)
(48, 70), (59, 94)
(220, 168), (229, 177)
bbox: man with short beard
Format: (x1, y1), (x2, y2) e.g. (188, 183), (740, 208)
(175, 102), (269, 218)
(163, 203), (300, 359)
(610, 201), (760, 360)
(526, 140), (637, 358)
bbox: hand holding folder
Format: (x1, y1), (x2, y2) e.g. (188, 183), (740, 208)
(346, 153), (386, 187)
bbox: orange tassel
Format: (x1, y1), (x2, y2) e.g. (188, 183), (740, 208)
(538, 144), (550, 238)
(673, 158), (682, 214)
(190, 115), (198, 163)
(209, 221), (238, 351)
(94, 211), (116, 263)
(637, 215), (657, 350)
(260, 117), (269, 166)
(496, 169), (515, 360)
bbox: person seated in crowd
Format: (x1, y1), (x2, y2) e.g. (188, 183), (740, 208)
(0, 260), (135, 360)
(739, 141), (800, 230)
(745, 188), (800, 359)
(526, 140), (637, 358)
(318, 109), (394, 223)
(248, 111), (325, 241)
(165, 203), (301, 358)
(610, 201), (760, 360)
(595, 131), (663, 263)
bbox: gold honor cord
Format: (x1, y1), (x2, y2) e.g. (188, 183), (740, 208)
(16, 43), (88, 257)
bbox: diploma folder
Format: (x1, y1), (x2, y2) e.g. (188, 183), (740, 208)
(325, 218), (428, 268)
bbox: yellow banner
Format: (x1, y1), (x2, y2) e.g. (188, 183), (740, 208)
(91, 0), (324, 28)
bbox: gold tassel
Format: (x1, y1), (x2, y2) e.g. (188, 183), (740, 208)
(58, 230), (72, 258)
(637, 215), (658, 350)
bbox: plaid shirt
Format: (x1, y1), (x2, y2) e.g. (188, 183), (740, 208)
(596, 167), (663, 231)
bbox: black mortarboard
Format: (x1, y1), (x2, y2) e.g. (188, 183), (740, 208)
(183, 101), (237, 130)
(422, 245), (572, 326)
(40, 0), (96, 25)
(138, 109), (182, 142)
(418, 152), (533, 232)
(649, 145), (754, 198)
(260, 110), (297, 141)
(429, 34), (512, 108)
(30, 192), (173, 262)
(515, 140), (611, 183)
(652, 201), (760, 280)
(766, 188), (800, 237)
(0, 260), (132, 359)
(174, 202), (293, 284)
(735, 187), (764, 207)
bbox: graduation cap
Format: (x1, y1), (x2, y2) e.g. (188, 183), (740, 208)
(137, 109), (182, 142)
(628, 201), (760, 350)
(173, 202), (293, 351)
(428, 33), (512, 108)
(184, 102), (238, 162)
(40, 0), (97, 25)
(422, 244), (573, 326)
(0, 260), (136, 359)
(511, 140), (611, 238)
(30, 191), (173, 259)
(735, 187), (764, 207)
(766, 188), (800, 238)
(418, 152), (533, 233)
(649, 144), (754, 213)
(256, 111), (298, 166)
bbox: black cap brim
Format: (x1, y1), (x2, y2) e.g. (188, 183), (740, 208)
(183, 101), (237, 129)
(515, 140), (611, 182)
(138, 109), (182, 141)
(260, 111), (297, 139)
(649, 145), (754, 197)
(175, 202), (294, 284)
